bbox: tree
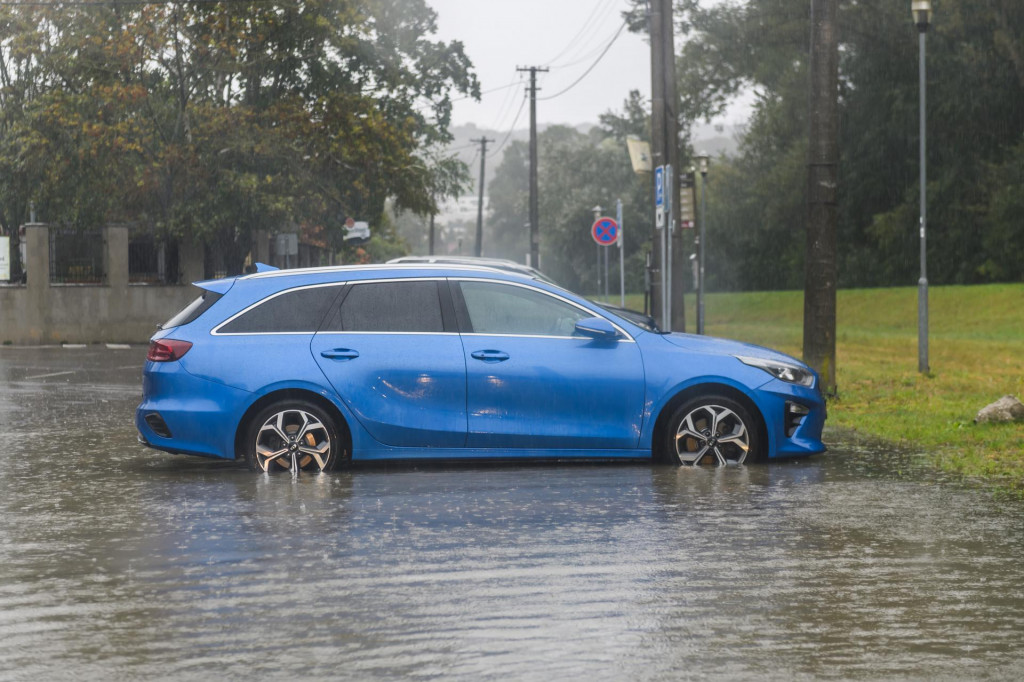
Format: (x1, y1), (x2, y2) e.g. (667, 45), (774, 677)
(0, 0), (479, 273)
(645, 0), (1024, 292)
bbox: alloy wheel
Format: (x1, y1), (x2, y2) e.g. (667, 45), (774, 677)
(674, 403), (751, 465)
(254, 409), (332, 472)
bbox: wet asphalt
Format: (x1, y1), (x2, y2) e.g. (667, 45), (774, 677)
(1, 346), (1023, 680)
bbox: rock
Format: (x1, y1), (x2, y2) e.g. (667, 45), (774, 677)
(975, 395), (1024, 424)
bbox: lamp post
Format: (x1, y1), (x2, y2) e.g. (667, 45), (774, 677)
(696, 155), (710, 335)
(913, 0), (931, 374)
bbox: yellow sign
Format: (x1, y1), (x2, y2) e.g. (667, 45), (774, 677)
(626, 137), (652, 174)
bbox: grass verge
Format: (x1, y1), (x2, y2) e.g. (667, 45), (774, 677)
(606, 284), (1024, 490)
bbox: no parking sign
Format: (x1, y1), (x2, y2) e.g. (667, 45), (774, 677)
(591, 217), (619, 246)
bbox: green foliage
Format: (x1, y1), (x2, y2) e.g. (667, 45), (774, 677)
(655, 0), (1024, 290)
(0, 0), (477, 272)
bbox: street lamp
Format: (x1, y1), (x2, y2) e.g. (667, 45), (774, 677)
(913, 0), (931, 373)
(695, 155), (710, 335)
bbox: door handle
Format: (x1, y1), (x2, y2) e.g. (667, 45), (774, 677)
(320, 348), (360, 361)
(471, 349), (509, 363)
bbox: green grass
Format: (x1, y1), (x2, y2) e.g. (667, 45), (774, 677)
(602, 284), (1024, 490)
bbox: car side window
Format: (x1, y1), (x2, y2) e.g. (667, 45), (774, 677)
(218, 285), (340, 334)
(457, 281), (589, 336)
(325, 280), (444, 332)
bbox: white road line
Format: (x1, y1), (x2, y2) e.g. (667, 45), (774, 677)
(24, 370), (76, 380)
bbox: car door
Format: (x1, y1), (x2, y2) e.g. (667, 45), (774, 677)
(452, 278), (645, 450)
(311, 278), (467, 448)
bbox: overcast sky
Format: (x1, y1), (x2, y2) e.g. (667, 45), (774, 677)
(429, 0), (652, 130)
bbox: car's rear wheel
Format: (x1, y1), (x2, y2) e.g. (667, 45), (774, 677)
(664, 395), (760, 465)
(244, 400), (342, 473)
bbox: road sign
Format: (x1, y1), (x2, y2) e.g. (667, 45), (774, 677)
(591, 217), (619, 246)
(627, 137), (652, 173)
(679, 172), (696, 229)
(654, 165), (665, 228)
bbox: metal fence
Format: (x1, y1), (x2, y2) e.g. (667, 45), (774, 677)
(129, 237), (179, 284)
(48, 229), (105, 284)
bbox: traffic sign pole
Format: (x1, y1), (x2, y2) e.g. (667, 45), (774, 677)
(617, 199), (624, 308)
(655, 165), (667, 331)
(664, 164), (673, 332)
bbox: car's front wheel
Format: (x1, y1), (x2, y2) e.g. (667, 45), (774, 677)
(244, 400), (344, 473)
(664, 395), (760, 465)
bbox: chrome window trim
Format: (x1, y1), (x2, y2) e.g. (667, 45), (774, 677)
(453, 277), (635, 343)
(314, 331), (459, 337)
(211, 282), (346, 336)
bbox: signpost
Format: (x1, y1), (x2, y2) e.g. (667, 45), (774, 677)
(591, 216), (618, 302)
(659, 165), (673, 331)
(616, 199), (624, 307)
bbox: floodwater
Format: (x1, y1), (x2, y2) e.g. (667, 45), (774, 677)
(1, 347), (1022, 681)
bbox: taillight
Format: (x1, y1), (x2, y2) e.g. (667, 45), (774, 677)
(147, 339), (193, 362)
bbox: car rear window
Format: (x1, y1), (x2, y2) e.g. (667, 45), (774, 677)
(217, 284), (340, 334)
(162, 290), (223, 329)
(324, 281), (444, 332)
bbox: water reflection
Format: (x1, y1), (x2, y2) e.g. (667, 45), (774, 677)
(1, 348), (1023, 679)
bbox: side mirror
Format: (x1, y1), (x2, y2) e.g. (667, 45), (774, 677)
(574, 316), (619, 340)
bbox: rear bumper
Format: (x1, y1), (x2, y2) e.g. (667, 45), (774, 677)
(136, 360), (251, 460)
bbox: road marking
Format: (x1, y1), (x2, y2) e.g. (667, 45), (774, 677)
(24, 370), (75, 380)
(62, 344), (87, 349)
(106, 343), (131, 350)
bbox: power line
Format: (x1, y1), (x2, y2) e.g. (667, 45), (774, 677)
(486, 71), (523, 132)
(539, 19), (627, 101)
(548, 13), (627, 69)
(541, 0), (618, 68)
(450, 80), (520, 104)
(487, 94), (527, 158)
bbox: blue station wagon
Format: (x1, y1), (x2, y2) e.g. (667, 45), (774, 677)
(137, 264), (826, 472)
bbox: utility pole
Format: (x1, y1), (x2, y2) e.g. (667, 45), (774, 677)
(804, 0), (839, 395)
(428, 211), (436, 256)
(471, 137), (493, 258)
(648, 0), (684, 332)
(517, 66), (548, 268)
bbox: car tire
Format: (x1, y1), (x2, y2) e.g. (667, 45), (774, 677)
(244, 400), (345, 473)
(663, 394), (761, 465)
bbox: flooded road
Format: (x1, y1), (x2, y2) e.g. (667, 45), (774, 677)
(1, 347), (1023, 680)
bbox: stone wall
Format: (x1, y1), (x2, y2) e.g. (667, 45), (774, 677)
(0, 224), (201, 344)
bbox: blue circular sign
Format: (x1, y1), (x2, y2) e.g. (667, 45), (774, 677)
(591, 217), (619, 245)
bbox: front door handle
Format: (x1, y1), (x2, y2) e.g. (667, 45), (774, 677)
(320, 348), (360, 361)
(470, 349), (510, 363)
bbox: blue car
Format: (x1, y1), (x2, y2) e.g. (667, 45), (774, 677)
(137, 263), (826, 472)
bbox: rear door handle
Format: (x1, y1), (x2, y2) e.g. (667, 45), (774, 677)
(470, 350), (510, 363)
(320, 348), (360, 361)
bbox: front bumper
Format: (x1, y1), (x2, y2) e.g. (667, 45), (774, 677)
(752, 378), (827, 459)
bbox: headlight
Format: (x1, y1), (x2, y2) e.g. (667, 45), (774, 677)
(735, 355), (816, 387)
